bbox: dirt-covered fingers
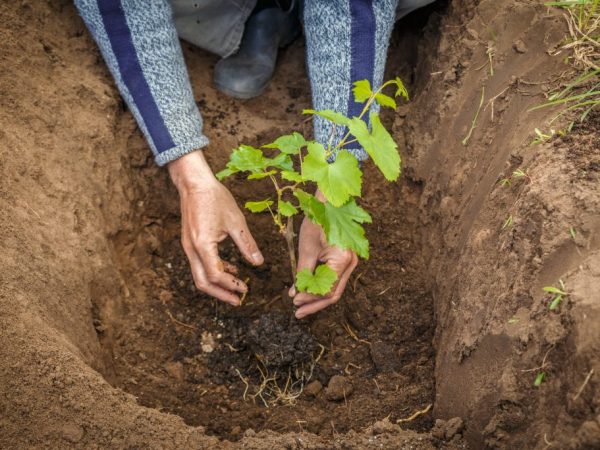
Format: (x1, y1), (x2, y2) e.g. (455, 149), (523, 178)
(182, 239), (243, 306)
(229, 219), (264, 266)
(294, 253), (358, 319)
(196, 241), (248, 294)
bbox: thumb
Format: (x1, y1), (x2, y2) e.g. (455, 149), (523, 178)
(230, 218), (264, 266)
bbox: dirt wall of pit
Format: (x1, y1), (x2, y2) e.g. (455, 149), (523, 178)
(400, 0), (600, 448)
(1, 0), (598, 449)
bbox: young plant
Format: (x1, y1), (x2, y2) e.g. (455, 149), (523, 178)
(543, 279), (568, 310)
(217, 78), (408, 296)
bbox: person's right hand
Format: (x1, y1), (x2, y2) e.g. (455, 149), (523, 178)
(168, 151), (264, 306)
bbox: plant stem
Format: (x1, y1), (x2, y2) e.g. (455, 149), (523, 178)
(284, 216), (297, 282)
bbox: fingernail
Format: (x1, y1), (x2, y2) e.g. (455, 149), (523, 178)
(252, 252), (264, 265)
(295, 311), (304, 319)
(289, 286), (296, 297)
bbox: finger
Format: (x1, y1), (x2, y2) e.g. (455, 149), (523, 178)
(183, 246), (241, 306)
(328, 253), (358, 300)
(295, 255), (357, 317)
(222, 260), (239, 275)
(293, 292), (321, 306)
(196, 241), (248, 294)
(229, 220), (264, 266)
(295, 296), (339, 319)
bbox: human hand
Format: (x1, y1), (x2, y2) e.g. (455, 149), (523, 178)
(289, 191), (358, 319)
(168, 151), (264, 305)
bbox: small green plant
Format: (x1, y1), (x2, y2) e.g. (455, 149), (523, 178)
(534, 371), (546, 387)
(217, 78), (408, 295)
(532, 1), (599, 125)
(543, 279), (568, 310)
(502, 214), (514, 229)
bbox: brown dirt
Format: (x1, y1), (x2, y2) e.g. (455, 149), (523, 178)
(1, 0), (599, 449)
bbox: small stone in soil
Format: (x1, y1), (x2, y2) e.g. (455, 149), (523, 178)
(304, 380), (323, 397)
(513, 39), (527, 53)
(325, 375), (353, 401)
(445, 417), (465, 440)
(372, 418), (400, 435)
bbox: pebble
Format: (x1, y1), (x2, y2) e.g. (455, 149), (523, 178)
(304, 380), (323, 397)
(372, 418), (399, 435)
(325, 375), (353, 401)
(513, 39), (528, 53)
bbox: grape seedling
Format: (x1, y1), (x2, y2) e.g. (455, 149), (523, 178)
(217, 78), (408, 296)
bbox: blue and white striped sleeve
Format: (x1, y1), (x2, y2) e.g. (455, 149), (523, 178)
(303, 0), (398, 162)
(75, 0), (208, 166)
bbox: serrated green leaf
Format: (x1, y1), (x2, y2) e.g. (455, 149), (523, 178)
(543, 286), (566, 295)
(294, 191), (371, 259)
(263, 132), (307, 155)
(248, 170), (276, 180)
(302, 143), (362, 207)
(322, 200), (372, 258)
(215, 168), (235, 180)
(534, 372), (545, 387)
(294, 189), (326, 224)
(393, 77), (409, 101)
(281, 170), (303, 182)
(278, 200), (298, 217)
(375, 92), (397, 109)
(229, 145), (266, 173)
(265, 153), (294, 171)
(295, 264), (338, 295)
(352, 80), (372, 103)
(347, 112), (401, 181)
(245, 199), (273, 213)
(303, 109), (351, 127)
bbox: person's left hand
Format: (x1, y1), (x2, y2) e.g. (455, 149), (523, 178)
(289, 191), (358, 319)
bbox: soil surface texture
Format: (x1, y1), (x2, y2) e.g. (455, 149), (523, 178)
(1, 0), (599, 449)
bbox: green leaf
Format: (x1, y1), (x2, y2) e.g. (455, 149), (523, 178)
(534, 372), (545, 387)
(215, 168), (235, 180)
(245, 199), (273, 213)
(375, 92), (397, 109)
(549, 295), (563, 310)
(352, 80), (373, 103)
(543, 286), (566, 295)
(278, 200), (298, 217)
(294, 191), (371, 259)
(266, 153), (294, 171)
(294, 189), (326, 224)
(393, 77), (409, 101)
(295, 264), (338, 295)
(322, 200), (372, 259)
(281, 170), (303, 182)
(248, 170), (276, 180)
(302, 143), (362, 207)
(229, 145), (266, 173)
(303, 109), (351, 127)
(263, 132), (307, 155)
(348, 112), (401, 181)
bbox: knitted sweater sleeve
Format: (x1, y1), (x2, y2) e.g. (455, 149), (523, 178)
(303, 0), (398, 161)
(75, 0), (208, 166)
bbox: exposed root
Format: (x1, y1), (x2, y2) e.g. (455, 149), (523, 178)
(396, 404), (432, 424)
(343, 322), (371, 346)
(164, 309), (196, 332)
(573, 368), (594, 400)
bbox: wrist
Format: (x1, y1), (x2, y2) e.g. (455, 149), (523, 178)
(168, 151), (216, 192)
